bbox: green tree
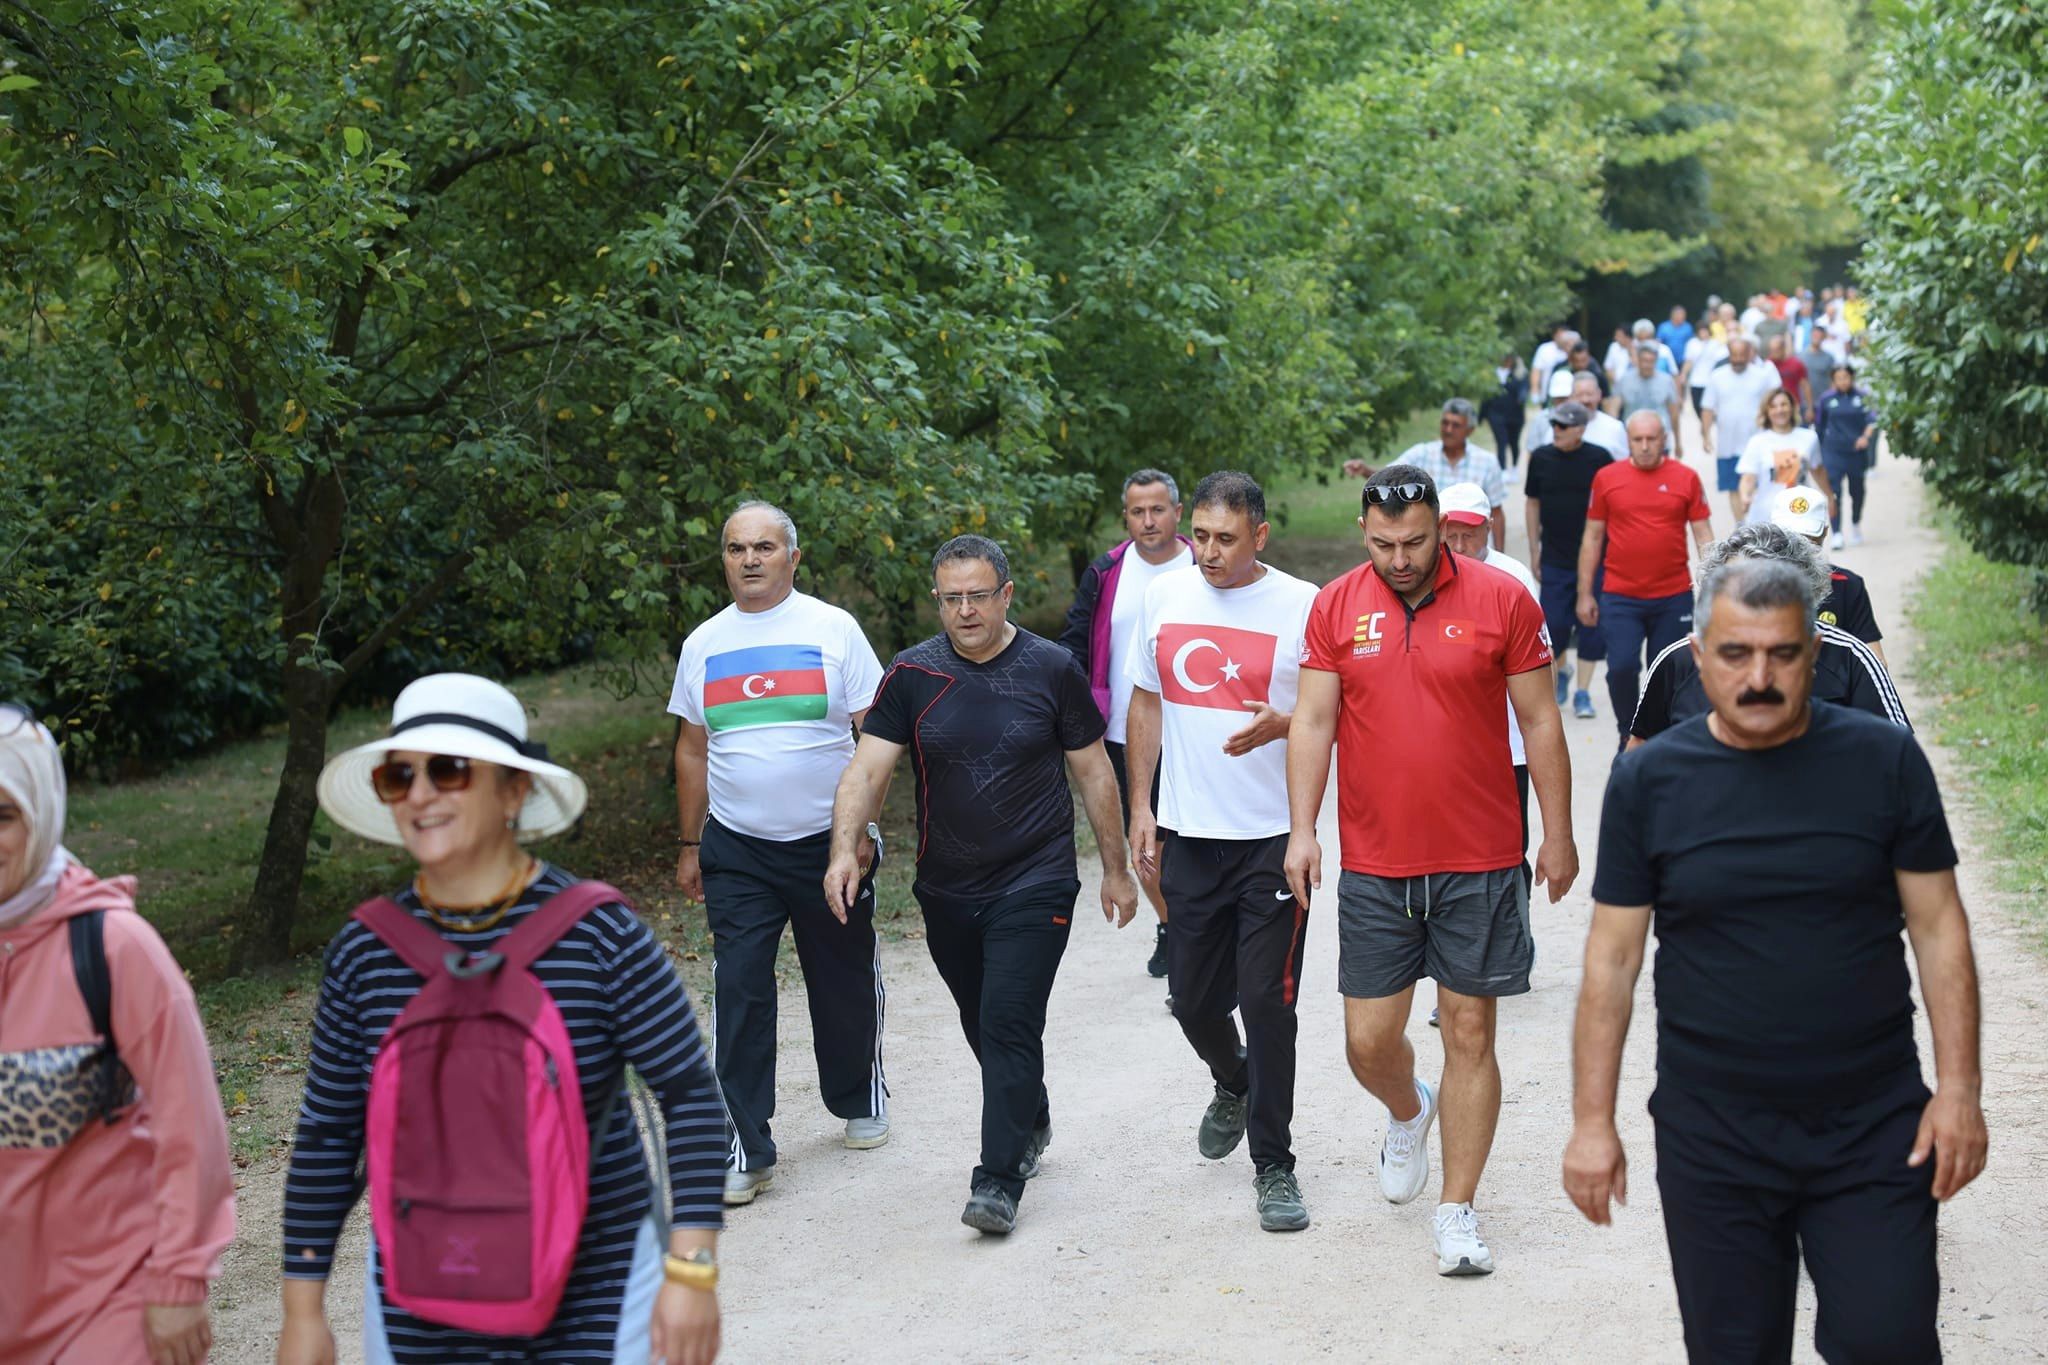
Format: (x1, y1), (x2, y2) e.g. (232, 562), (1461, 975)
(1840, 0), (2048, 574)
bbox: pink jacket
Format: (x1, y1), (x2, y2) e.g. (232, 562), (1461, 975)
(0, 863), (236, 1360)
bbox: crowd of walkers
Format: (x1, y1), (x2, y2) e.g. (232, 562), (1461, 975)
(0, 280), (1991, 1365)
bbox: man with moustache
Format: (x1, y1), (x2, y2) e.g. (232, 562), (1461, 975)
(1123, 471), (1319, 1232)
(1566, 552), (1987, 1363)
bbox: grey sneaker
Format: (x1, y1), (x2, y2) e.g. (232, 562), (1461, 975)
(722, 1167), (773, 1206)
(844, 1114), (890, 1150)
(1018, 1123), (1053, 1179)
(1198, 1084), (1250, 1160)
(1255, 1167), (1310, 1232)
(961, 1181), (1017, 1235)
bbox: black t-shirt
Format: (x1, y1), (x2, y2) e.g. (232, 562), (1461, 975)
(862, 627), (1105, 901)
(1593, 703), (1957, 1103)
(1630, 622), (1909, 740)
(1522, 442), (1611, 572)
(1818, 565), (1881, 642)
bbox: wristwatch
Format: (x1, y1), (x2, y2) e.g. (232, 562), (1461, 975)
(664, 1248), (718, 1291)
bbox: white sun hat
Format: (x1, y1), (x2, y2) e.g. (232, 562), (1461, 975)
(316, 673), (587, 846)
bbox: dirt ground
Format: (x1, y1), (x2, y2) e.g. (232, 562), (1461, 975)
(209, 410), (2048, 1362)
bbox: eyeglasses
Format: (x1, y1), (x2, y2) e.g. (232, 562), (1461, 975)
(933, 587), (1006, 612)
(1362, 483), (1431, 507)
(370, 755), (476, 804)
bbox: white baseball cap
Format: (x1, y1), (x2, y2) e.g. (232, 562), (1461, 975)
(1769, 484), (1830, 539)
(1440, 482), (1492, 526)
(1547, 368), (1575, 399)
(316, 673), (587, 846)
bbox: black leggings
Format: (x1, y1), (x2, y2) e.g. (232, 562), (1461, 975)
(1486, 416), (1524, 466)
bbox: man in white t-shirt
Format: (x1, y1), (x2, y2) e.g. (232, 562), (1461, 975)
(1123, 471), (1319, 1235)
(1531, 325), (1577, 402)
(1058, 469), (1194, 984)
(669, 500), (889, 1204)
(1700, 336), (1784, 522)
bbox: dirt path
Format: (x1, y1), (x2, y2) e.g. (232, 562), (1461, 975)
(208, 413), (2048, 1362)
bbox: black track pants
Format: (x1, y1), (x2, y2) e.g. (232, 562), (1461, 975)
(1159, 832), (1308, 1172)
(917, 878), (1078, 1203)
(700, 817), (885, 1172)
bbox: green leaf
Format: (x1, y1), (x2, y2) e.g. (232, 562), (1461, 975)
(341, 126), (367, 157)
(0, 74), (41, 93)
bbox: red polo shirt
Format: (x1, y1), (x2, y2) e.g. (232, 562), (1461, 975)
(1588, 457), (1710, 598)
(1303, 551), (1553, 877)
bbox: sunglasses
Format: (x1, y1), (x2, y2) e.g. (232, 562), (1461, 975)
(370, 755), (476, 804)
(1362, 483), (1431, 507)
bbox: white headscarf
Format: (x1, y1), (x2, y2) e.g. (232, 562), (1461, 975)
(0, 712), (73, 925)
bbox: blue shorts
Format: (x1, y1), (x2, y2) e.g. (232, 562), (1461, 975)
(1715, 456), (1741, 492)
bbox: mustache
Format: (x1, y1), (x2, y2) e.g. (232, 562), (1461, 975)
(1736, 687), (1787, 707)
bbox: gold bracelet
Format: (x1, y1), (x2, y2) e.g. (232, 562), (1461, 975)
(663, 1253), (718, 1291)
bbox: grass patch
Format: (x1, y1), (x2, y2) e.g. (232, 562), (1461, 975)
(1907, 538), (2048, 949)
(1266, 408), (1444, 540)
(65, 662), (924, 1163)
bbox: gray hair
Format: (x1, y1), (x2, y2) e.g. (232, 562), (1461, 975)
(1695, 557), (1821, 641)
(931, 533), (1010, 587)
(1122, 468), (1181, 504)
(1632, 318), (1655, 337)
(1442, 398), (1479, 425)
(1694, 523), (1830, 637)
(725, 499), (799, 552)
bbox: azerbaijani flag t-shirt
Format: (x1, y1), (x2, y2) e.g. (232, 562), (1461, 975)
(669, 590), (884, 840)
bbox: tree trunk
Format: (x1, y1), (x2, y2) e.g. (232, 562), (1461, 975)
(231, 662), (334, 970)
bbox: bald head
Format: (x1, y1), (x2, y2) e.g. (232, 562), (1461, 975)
(1625, 410), (1668, 469)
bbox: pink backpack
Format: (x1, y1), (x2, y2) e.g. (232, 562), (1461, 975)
(354, 881), (623, 1337)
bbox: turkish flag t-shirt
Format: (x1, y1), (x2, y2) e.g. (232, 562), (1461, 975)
(1127, 563), (1318, 839)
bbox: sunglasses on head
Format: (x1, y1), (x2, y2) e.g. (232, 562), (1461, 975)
(370, 754), (476, 804)
(1363, 483), (1431, 507)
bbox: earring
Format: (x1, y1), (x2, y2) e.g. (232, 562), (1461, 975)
(505, 816), (517, 830)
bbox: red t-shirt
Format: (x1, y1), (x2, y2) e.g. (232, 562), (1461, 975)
(1302, 552), (1553, 877)
(1772, 355), (1809, 399)
(1588, 458), (1710, 599)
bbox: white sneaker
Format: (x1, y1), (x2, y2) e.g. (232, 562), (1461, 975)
(844, 1114), (890, 1150)
(1847, 525), (1864, 547)
(1377, 1078), (1437, 1204)
(1433, 1202), (1495, 1276)
(1829, 531), (1845, 550)
(722, 1168), (773, 1206)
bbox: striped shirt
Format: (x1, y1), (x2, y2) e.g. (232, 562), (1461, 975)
(282, 864), (726, 1363)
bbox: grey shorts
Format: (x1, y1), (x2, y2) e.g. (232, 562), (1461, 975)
(1336, 868), (1532, 999)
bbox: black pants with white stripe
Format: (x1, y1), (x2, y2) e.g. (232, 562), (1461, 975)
(1159, 832), (1308, 1173)
(700, 817), (885, 1172)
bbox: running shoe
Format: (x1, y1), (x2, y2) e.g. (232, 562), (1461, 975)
(1554, 669), (1570, 706)
(1830, 530), (1845, 550)
(844, 1115), (890, 1150)
(1377, 1078), (1437, 1205)
(1018, 1123), (1053, 1179)
(1433, 1202), (1495, 1276)
(1147, 922), (1169, 978)
(961, 1181), (1017, 1235)
(1427, 1007), (1440, 1029)
(1254, 1168), (1311, 1232)
(1847, 525), (1864, 546)
(722, 1167), (774, 1206)
(1165, 992), (1175, 1012)
(1198, 1084), (1250, 1160)
(1573, 690), (1596, 720)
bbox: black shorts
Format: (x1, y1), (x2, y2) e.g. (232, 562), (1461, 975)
(1103, 739), (1162, 828)
(1335, 867), (1532, 999)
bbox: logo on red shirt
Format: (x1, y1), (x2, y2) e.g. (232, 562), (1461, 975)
(1441, 619), (1475, 644)
(1157, 623), (1276, 711)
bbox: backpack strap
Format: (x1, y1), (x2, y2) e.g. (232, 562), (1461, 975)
(351, 897), (452, 980)
(67, 910), (124, 1121)
(498, 880), (628, 974)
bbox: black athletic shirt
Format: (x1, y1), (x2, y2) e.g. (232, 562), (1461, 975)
(864, 626), (1105, 901)
(1630, 621), (1907, 741)
(1594, 703), (1957, 1104)
(1818, 564), (1881, 642)
(1522, 441), (1611, 572)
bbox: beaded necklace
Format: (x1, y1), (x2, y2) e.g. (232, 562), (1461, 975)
(414, 855), (538, 933)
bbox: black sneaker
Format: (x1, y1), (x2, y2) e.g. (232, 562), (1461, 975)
(1255, 1167), (1310, 1232)
(961, 1181), (1017, 1235)
(1198, 1084), (1250, 1160)
(1018, 1123), (1052, 1179)
(1146, 923), (1169, 978)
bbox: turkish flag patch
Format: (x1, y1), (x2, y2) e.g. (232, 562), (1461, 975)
(1157, 623), (1277, 711)
(1439, 619), (1477, 645)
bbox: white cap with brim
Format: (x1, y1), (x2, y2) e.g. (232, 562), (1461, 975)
(1548, 369), (1576, 399)
(1440, 482), (1493, 526)
(316, 673), (587, 847)
(1769, 485), (1831, 540)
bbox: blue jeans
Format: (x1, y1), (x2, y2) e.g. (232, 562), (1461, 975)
(1822, 452), (1867, 530)
(1600, 590), (1694, 739)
